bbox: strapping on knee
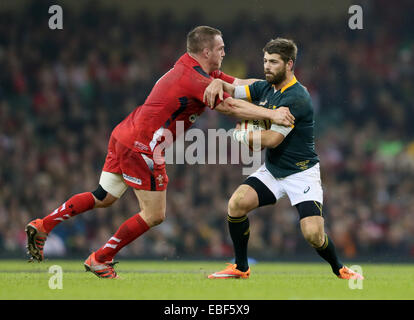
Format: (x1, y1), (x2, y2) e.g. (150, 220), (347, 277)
(92, 185), (108, 201)
(295, 200), (323, 220)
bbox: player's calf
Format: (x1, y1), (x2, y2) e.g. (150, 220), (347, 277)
(95, 212), (150, 263)
(296, 201), (344, 276)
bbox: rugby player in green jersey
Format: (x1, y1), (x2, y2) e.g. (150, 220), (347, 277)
(205, 38), (363, 280)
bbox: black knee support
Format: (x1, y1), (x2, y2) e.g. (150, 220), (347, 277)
(92, 184), (108, 201)
(242, 176), (276, 207)
(295, 201), (323, 220)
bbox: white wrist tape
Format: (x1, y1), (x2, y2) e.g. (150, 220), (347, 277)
(233, 129), (249, 146)
(234, 86), (248, 99)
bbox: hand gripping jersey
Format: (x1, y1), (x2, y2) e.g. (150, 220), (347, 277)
(112, 53), (234, 156)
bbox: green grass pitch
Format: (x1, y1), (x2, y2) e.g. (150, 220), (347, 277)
(0, 260), (413, 300)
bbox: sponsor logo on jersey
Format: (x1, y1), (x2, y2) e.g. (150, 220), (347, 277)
(296, 160), (310, 170)
(134, 141), (149, 151)
(122, 173), (142, 185)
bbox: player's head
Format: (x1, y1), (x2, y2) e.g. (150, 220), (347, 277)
(187, 26), (225, 71)
(262, 38), (297, 85)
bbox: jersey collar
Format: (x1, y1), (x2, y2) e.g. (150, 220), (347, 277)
(178, 53), (202, 68)
(273, 75), (297, 93)
(177, 53), (212, 78)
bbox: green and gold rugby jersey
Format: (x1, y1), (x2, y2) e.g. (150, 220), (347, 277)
(245, 76), (319, 178)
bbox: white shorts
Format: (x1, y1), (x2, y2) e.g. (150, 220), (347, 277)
(248, 163), (323, 206)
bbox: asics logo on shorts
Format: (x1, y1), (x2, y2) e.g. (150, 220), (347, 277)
(304, 186), (310, 193)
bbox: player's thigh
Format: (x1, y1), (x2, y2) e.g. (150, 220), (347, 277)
(282, 163), (323, 206)
(98, 134), (129, 207)
(133, 189), (166, 225)
(228, 184), (259, 217)
(118, 146), (168, 192)
(229, 164), (280, 217)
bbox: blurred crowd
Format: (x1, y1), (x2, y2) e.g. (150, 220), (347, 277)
(1, 1), (414, 262)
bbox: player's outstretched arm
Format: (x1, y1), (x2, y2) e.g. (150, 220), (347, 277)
(203, 79), (260, 109)
(203, 79), (236, 108)
(232, 78), (261, 86)
(215, 97), (295, 126)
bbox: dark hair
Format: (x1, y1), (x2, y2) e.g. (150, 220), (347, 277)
(187, 26), (222, 54)
(263, 38), (298, 68)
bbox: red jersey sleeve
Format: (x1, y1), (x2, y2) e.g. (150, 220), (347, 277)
(210, 70), (236, 84)
(188, 73), (232, 108)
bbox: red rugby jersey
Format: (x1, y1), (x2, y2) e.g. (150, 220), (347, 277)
(112, 53), (234, 154)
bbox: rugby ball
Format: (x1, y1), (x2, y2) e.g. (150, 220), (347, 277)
(240, 119), (271, 131)
(240, 119), (271, 151)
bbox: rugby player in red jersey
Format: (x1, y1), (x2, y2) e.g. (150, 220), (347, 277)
(25, 26), (294, 278)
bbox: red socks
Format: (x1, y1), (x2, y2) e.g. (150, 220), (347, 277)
(42, 192), (95, 233)
(95, 213), (150, 263)
(42, 193), (150, 262)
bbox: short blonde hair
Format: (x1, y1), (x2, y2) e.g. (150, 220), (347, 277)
(187, 26), (222, 54)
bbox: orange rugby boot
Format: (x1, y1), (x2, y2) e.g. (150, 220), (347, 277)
(25, 219), (48, 262)
(84, 252), (119, 279)
(208, 263), (250, 279)
(338, 266), (364, 280)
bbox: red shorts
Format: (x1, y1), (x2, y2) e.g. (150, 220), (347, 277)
(102, 134), (168, 191)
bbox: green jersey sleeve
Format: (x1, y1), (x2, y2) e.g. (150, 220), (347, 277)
(246, 80), (268, 103)
(281, 93), (312, 122)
